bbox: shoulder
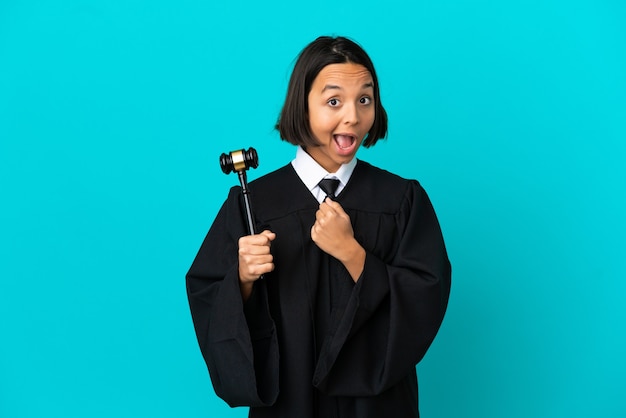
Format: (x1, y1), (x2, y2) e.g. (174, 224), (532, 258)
(354, 160), (418, 189)
(222, 164), (296, 205)
(247, 164), (317, 220)
(248, 164), (301, 198)
(344, 160), (425, 213)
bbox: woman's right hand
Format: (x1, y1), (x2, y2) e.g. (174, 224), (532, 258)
(238, 230), (276, 300)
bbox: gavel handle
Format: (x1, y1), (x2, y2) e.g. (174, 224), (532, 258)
(237, 170), (256, 235)
(237, 170), (264, 280)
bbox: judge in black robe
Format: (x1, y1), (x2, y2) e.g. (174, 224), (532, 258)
(186, 159), (451, 417)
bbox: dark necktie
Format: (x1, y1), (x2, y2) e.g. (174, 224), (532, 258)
(318, 178), (340, 199)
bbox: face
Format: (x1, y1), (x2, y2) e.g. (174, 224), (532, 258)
(306, 62), (375, 172)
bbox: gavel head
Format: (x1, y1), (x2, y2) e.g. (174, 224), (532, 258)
(219, 147), (259, 174)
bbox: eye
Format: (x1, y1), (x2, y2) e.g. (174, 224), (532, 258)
(327, 98), (340, 107)
(360, 96), (373, 105)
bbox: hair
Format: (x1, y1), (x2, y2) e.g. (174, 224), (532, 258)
(276, 36), (388, 148)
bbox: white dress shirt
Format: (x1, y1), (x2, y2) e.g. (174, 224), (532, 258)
(291, 146), (357, 203)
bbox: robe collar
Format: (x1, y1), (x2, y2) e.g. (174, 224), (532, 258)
(291, 146), (357, 202)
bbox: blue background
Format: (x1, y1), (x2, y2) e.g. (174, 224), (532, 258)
(1, 1), (625, 417)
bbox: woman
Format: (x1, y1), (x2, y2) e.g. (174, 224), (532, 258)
(187, 35), (451, 417)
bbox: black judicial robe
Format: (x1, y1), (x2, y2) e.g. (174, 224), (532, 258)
(186, 160), (451, 418)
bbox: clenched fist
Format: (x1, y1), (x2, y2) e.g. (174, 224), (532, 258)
(238, 230), (276, 300)
(310, 199), (365, 282)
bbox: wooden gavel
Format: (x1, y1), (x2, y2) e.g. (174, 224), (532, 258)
(219, 147), (259, 235)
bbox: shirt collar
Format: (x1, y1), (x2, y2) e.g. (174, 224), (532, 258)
(291, 146), (357, 193)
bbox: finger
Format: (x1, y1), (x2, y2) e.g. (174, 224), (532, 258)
(323, 199), (346, 215)
(314, 208), (325, 223)
(239, 243), (271, 259)
(239, 248), (274, 265)
(239, 232), (274, 247)
(314, 211), (331, 228)
(239, 242), (265, 257)
(310, 224), (320, 241)
(244, 254), (274, 268)
(317, 203), (337, 221)
(240, 260), (274, 282)
(240, 246), (272, 257)
(260, 230), (277, 242)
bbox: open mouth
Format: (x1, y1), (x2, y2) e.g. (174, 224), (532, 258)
(333, 134), (357, 150)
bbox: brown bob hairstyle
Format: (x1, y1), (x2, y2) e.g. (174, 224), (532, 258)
(276, 36), (388, 148)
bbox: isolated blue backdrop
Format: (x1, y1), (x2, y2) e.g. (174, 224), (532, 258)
(1, 1), (625, 417)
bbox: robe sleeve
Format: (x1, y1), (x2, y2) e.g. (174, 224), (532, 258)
(186, 187), (279, 407)
(313, 181), (451, 396)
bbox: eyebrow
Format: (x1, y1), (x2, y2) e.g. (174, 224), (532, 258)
(321, 82), (374, 93)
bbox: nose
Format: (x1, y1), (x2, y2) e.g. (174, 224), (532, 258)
(342, 103), (359, 125)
